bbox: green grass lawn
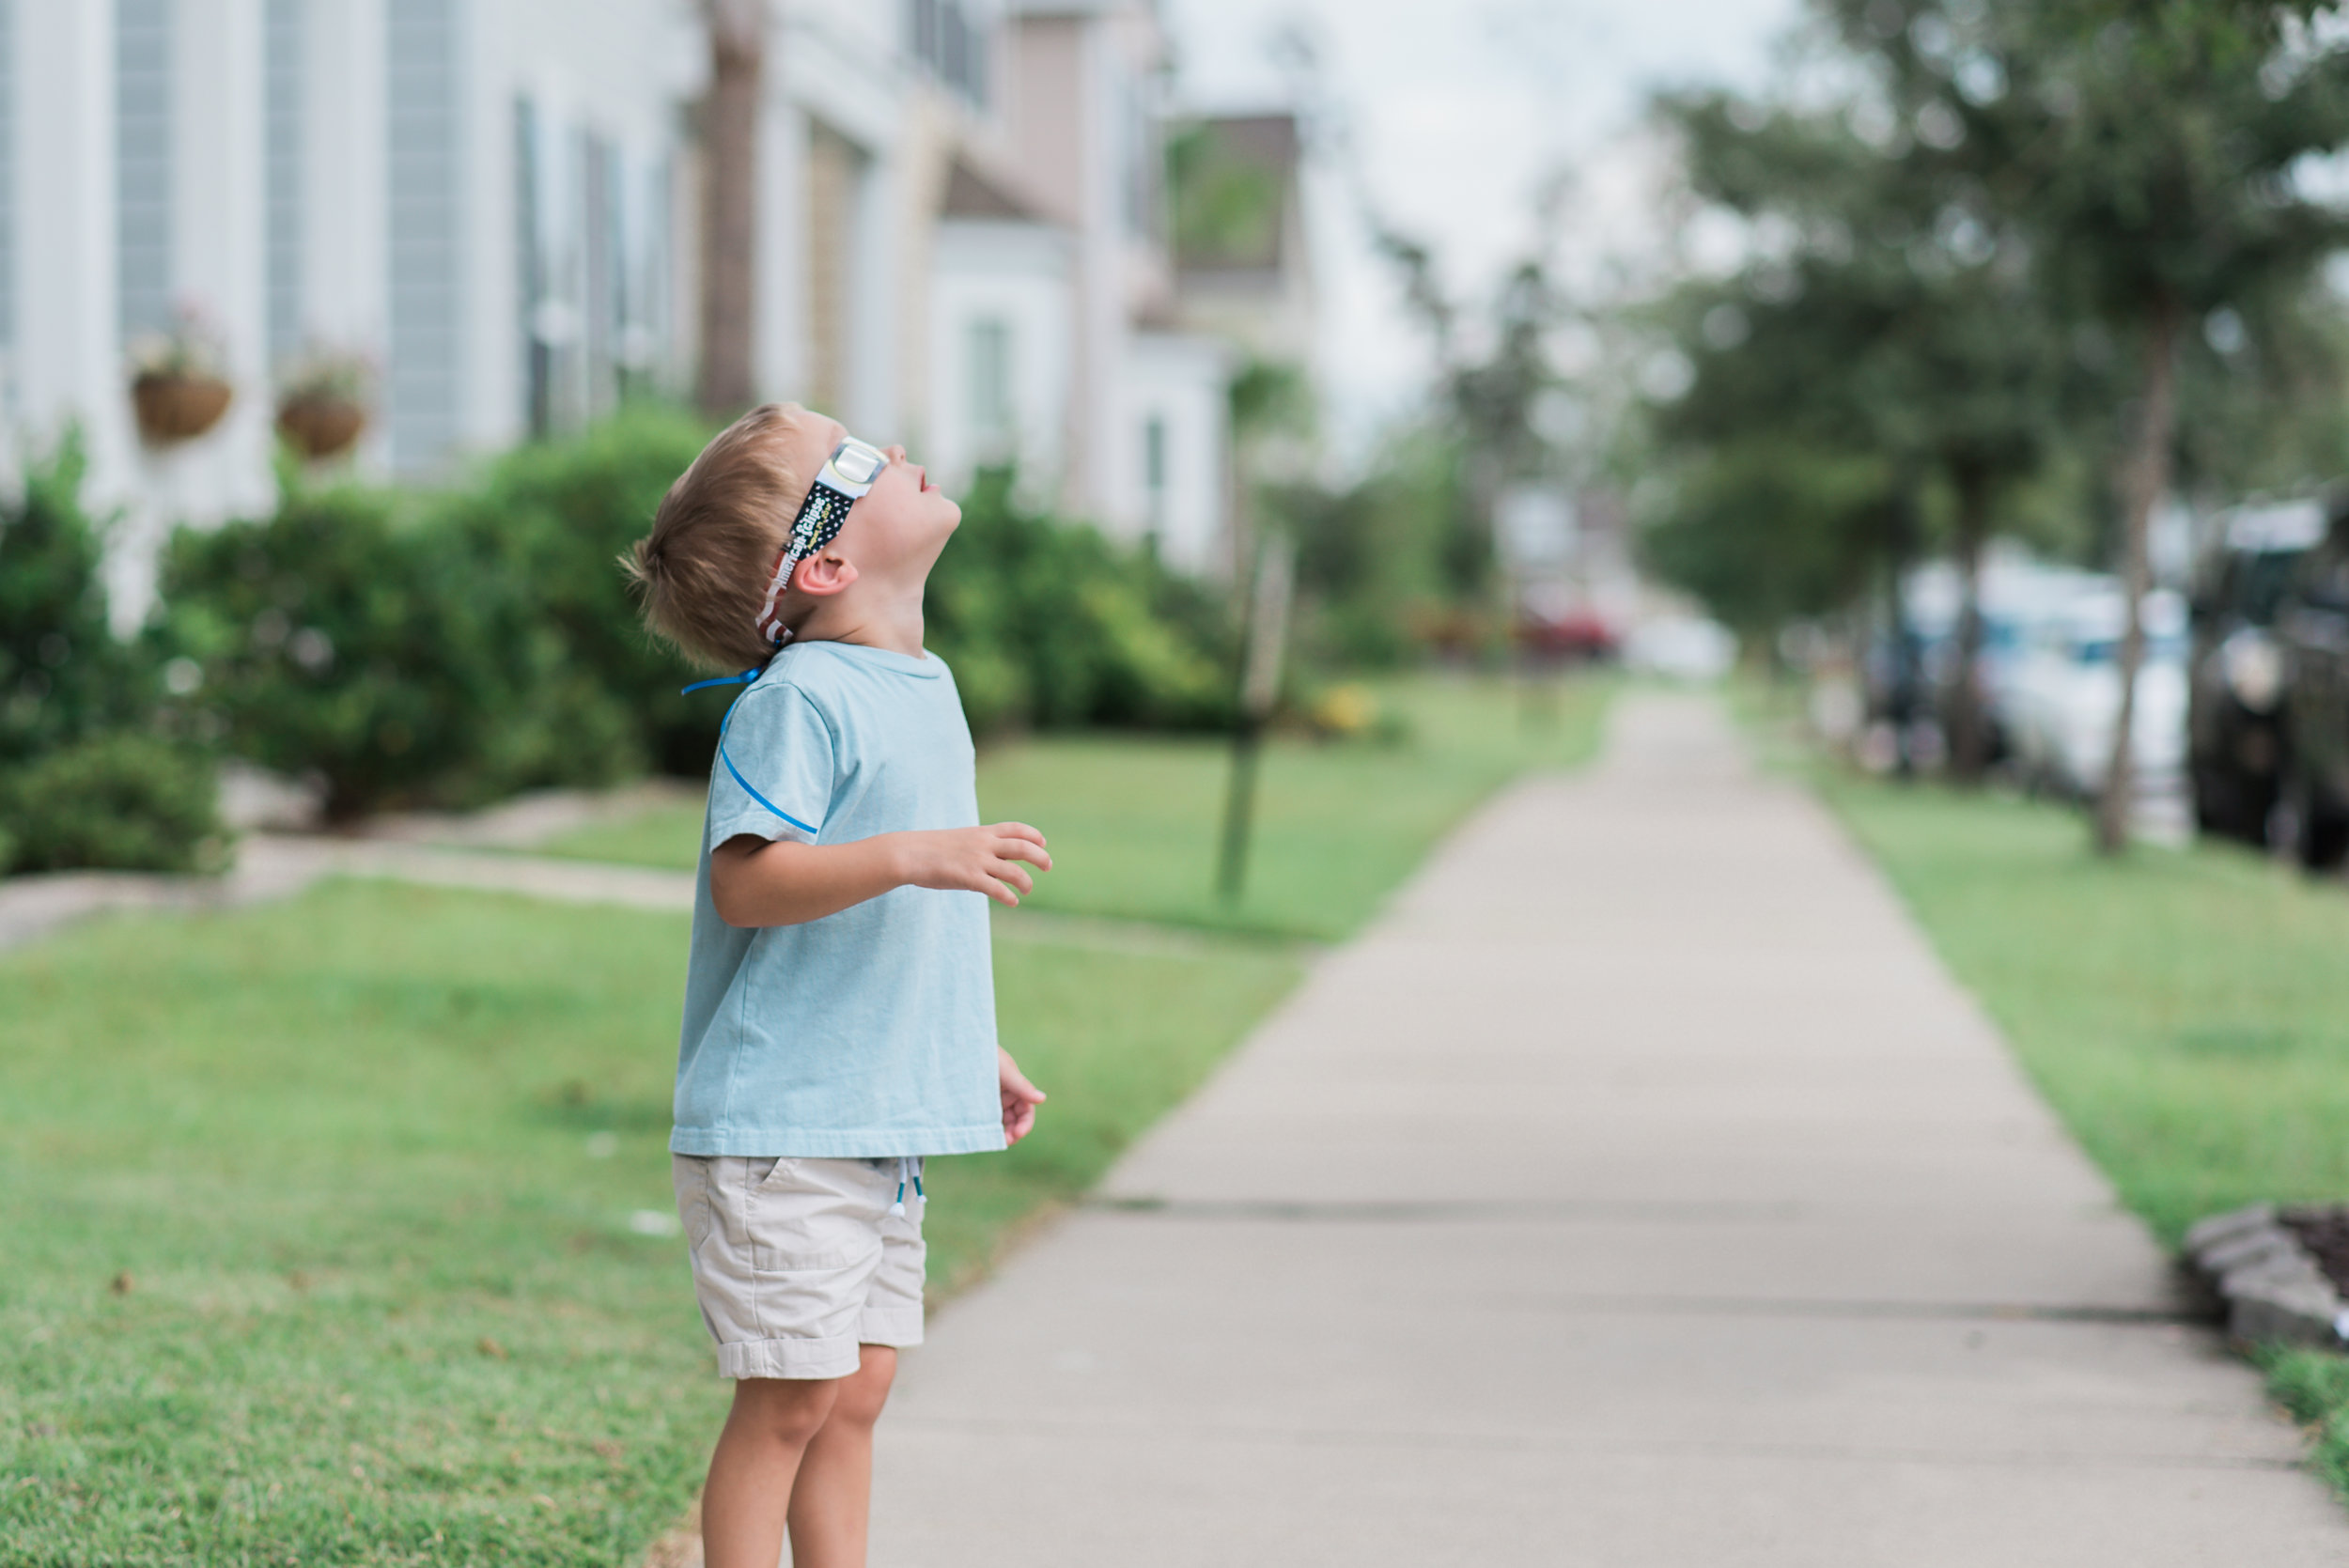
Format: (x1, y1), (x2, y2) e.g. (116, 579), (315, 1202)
(0, 883), (1294, 1566)
(1817, 770), (2349, 1495)
(3, 673), (1611, 1562)
(545, 674), (1614, 940)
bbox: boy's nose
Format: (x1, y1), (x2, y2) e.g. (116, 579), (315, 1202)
(885, 444), (908, 465)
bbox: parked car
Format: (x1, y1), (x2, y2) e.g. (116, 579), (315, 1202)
(2276, 506), (2349, 869)
(2187, 500), (2324, 842)
(1895, 551), (2105, 769)
(2006, 584), (2189, 800)
(1972, 559), (2108, 768)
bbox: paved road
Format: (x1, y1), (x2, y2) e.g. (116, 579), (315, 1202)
(872, 693), (2345, 1566)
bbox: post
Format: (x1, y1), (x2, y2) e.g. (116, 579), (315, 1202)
(1216, 533), (1294, 904)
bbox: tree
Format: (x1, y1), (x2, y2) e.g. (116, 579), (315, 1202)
(1834, 0), (2349, 848)
(1369, 224), (1572, 608)
(697, 0), (765, 418)
(1655, 81), (2080, 778)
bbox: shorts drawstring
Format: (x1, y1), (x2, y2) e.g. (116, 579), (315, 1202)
(890, 1156), (925, 1218)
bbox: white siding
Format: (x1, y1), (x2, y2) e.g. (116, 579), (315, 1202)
(263, 0), (302, 365)
(0, 0), (15, 386)
(386, 0), (462, 474)
(1119, 331), (1226, 573)
(115, 0), (172, 342)
(927, 216), (1071, 499)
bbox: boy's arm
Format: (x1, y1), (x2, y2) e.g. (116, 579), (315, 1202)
(709, 823), (1050, 927)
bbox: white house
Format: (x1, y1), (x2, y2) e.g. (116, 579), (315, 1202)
(3, 0), (1273, 626)
(6, 0), (699, 623)
(925, 157), (1075, 501)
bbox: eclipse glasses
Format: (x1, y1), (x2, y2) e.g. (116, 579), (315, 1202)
(754, 436), (889, 647)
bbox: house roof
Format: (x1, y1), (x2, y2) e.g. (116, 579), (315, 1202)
(941, 157), (1047, 222)
(1200, 114), (1299, 175)
(1171, 113), (1300, 275)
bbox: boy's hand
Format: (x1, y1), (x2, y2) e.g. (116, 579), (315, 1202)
(999, 1048), (1046, 1145)
(900, 823), (1051, 906)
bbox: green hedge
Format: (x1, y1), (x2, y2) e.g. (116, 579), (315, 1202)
(928, 470), (1236, 736)
(157, 412), (717, 818)
(0, 440), (223, 875)
(1, 441), (147, 765)
(0, 733), (221, 874)
(152, 411), (1236, 825)
(3, 413), (1238, 874)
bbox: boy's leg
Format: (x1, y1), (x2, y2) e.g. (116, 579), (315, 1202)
(701, 1375), (840, 1568)
(786, 1345), (898, 1568)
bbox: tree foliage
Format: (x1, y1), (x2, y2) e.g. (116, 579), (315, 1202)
(1644, 0), (2349, 821)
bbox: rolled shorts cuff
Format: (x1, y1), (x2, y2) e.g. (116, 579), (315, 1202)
(857, 1304), (925, 1348)
(716, 1335), (863, 1381)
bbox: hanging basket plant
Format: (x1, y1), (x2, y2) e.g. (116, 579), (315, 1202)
(274, 348), (375, 461)
(127, 305), (234, 446)
(132, 373), (234, 443)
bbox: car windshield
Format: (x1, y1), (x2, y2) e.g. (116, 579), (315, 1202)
(2075, 633), (2186, 666)
(2236, 550), (2309, 624)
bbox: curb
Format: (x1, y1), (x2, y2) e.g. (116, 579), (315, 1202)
(2184, 1203), (2349, 1349)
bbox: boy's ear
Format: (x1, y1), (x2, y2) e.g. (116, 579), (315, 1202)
(793, 548), (858, 598)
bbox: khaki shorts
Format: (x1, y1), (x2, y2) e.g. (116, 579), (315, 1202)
(672, 1154), (926, 1380)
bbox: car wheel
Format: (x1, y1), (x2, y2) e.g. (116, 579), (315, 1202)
(2281, 774), (2349, 872)
(2191, 767), (2231, 835)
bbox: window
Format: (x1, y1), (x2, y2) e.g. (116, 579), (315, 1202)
(0, 0), (15, 373)
(116, 0), (172, 342)
(388, 0), (462, 471)
(265, 0), (303, 365)
(909, 0), (987, 107)
(967, 316), (1011, 460)
(958, 9), (988, 107)
(1143, 415), (1168, 537)
(583, 130), (617, 420)
(514, 97), (549, 436)
(910, 0), (939, 68)
(941, 6), (968, 96)
(1118, 72), (1156, 240)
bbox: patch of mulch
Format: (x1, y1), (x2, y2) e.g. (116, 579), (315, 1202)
(2279, 1207), (2349, 1296)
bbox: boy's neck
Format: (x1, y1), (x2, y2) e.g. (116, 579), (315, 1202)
(791, 584), (927, 660)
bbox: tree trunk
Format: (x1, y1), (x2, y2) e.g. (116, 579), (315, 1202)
(1884, 475), (1923, 779)
(1947, 459), (1992, 784)
(2094, 289), (2182, 856)
(696, 0), (765, 419)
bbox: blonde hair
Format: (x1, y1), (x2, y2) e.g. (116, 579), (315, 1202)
(626, 403), (822, 671)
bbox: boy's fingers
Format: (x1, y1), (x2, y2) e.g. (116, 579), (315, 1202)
(989, 821), (1048, 846)
(999, 863), (1034, 896)
(997, 838), (1052, 870)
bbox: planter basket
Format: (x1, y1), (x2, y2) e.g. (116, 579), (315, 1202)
(132, 372), (234, 444)
(277, 393), (367, 460)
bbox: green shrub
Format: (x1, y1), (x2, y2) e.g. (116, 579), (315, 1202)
(0, 438), (216, 877)
(0, 733), (221, 874)
(156, 485), (509, 819)
(433, 406), (720, 776)
(0, 439), (150, 764)
(161, 411), (717, 815)
(150, 415), (1237, 826)
(1276, 428), (1474, 670)
(927, 471), (1236, 734)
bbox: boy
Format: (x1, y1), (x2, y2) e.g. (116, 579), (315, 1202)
(628, 403), (1050, 1568)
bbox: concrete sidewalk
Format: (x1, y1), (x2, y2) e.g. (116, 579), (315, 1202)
(873, 693), (2345, 1565)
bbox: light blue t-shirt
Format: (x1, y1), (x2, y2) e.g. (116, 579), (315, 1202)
(669, 641), (1004, 1158)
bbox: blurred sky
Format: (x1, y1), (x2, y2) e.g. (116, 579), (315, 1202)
(1163, 0), (1806, 461)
